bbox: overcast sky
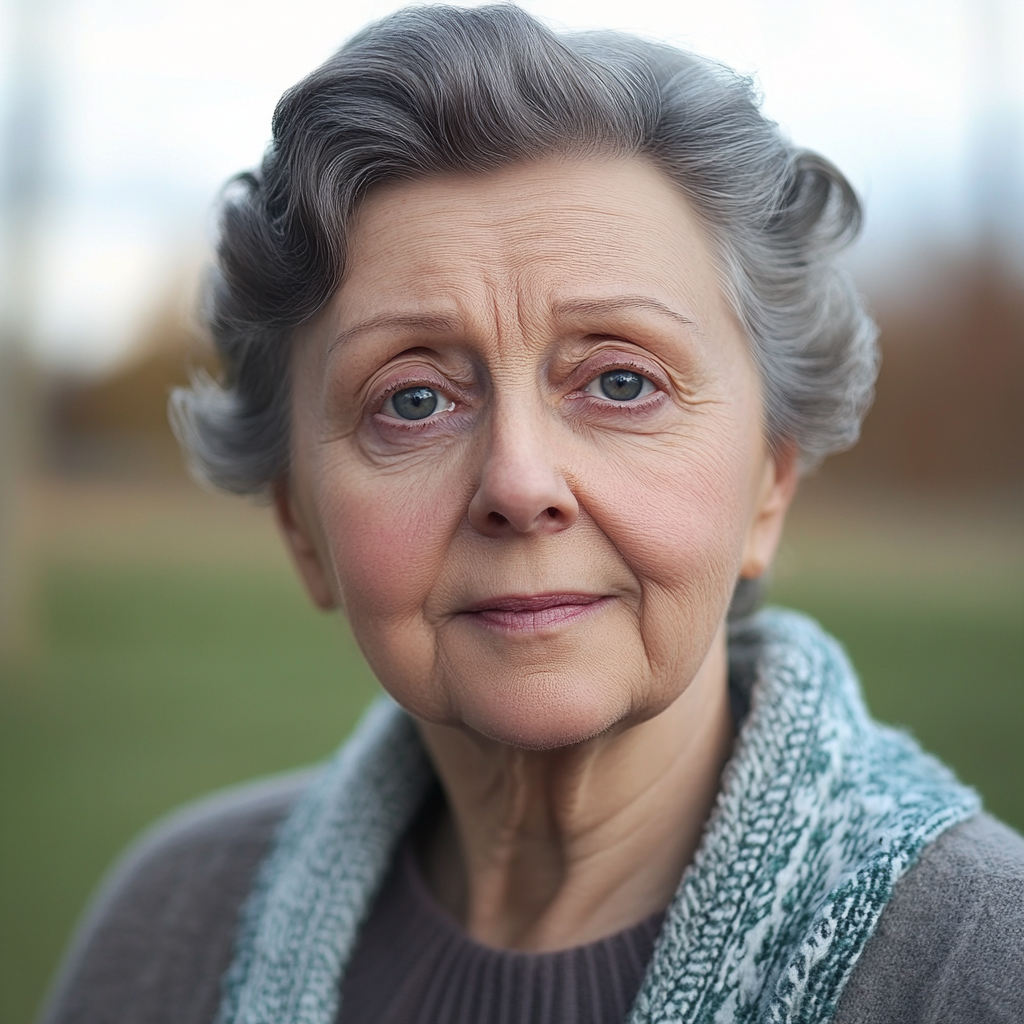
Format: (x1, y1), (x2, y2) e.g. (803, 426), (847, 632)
(2, 0), (1022, 370)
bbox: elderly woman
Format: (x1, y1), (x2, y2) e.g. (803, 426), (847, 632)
(42, 6), (1024, 1024)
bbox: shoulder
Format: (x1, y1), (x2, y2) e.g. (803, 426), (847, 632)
(835, 812), (1024, 1024)
(39, 771), (312, 1024)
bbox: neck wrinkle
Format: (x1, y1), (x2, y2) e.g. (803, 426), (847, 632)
(415, 623), (734, 951)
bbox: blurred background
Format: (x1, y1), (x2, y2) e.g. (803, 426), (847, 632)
(1, 0), (1022, 1020)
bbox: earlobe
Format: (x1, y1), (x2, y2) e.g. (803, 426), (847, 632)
(271, 478), (338, 610)
(739, 446), (800, 580)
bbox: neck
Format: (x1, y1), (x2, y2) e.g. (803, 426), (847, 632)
(414, 625), (734, 951)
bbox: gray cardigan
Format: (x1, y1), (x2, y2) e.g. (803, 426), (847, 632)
(39, 773), (1024, 1024)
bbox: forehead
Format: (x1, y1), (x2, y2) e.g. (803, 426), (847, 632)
(334, 156), (730, 333)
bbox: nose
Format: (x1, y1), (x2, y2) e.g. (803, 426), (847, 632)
(467, 410), (579, 537)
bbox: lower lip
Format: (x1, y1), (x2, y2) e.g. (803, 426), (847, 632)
(462, 597), (611, 634)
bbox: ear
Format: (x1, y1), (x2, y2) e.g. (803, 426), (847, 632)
(272, 478), (338, 610)
(740, 444), (800, 580)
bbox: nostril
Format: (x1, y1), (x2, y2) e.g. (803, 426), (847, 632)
(546, 507), (559, 519)
(488, 511), (508, 527)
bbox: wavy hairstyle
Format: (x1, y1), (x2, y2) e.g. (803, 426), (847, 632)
(171, 3), (878, 500)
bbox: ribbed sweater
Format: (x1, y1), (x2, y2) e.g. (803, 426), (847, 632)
(339, 829), (663, 1024)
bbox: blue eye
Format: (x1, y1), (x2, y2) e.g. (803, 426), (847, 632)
(584, 369), (655, 402)
(391, 387), (437, 419)
(383, 386), (455, 421)
(600, 370), (643, 401)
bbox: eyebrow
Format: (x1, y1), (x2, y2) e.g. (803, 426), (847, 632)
(329, 312), (461, 352)
(329, 295), (699, 352)
(552, 295), (700, 334)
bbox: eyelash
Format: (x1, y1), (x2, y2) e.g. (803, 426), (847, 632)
(371, 360), (665, 428)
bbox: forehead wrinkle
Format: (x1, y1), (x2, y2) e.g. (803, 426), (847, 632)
(441, 250), (543, 364)
(331, 159), (719, 373)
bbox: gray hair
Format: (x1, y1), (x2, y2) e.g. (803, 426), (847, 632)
(171, 3), (878, 497)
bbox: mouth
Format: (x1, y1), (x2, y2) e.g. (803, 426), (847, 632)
(459, 593), (610, 633)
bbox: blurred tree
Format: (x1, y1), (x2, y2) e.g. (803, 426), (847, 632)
(836, 256), (1024, 492)
(48, 292), (218, 480)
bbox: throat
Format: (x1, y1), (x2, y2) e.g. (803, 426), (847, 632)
(413, 663), (734, 951)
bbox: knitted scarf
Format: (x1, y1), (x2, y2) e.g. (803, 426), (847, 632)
(217, 609), (979, 1024)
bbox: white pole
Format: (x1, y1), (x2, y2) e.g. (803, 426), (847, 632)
(966, 0), (1023, 263)
(0, 0), (49, 663)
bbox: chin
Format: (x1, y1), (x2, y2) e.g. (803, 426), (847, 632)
(453, 672), (638, 750)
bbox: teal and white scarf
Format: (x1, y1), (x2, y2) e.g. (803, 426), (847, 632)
(217, 609), (979, 1024)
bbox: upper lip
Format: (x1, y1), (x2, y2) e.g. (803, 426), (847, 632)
(461, 593), (606, 613)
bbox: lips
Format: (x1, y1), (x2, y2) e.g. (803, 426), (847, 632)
(460, 593), (609, 633)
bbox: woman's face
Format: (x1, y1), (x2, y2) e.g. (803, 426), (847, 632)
(281, 156), (795, 749)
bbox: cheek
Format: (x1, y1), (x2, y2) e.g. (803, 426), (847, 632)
(317, 449), (468, 627)
(580, 420), (760, 678)
(593, 432), (753, 589)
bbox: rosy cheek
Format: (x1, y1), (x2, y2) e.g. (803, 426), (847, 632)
(321, 467), (460, 624)
(594, 442), (747, 587)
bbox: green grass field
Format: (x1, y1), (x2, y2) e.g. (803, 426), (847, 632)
(1, 554), (1022, 1024)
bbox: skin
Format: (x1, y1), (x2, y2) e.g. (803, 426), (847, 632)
(275, 155), (798, 951)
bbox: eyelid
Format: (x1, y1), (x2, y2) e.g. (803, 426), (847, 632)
(570, 348), (671, 391)
(573, 346), (669, 393)
(369, 352), (477, 402)
(373, 369), (449, 405)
